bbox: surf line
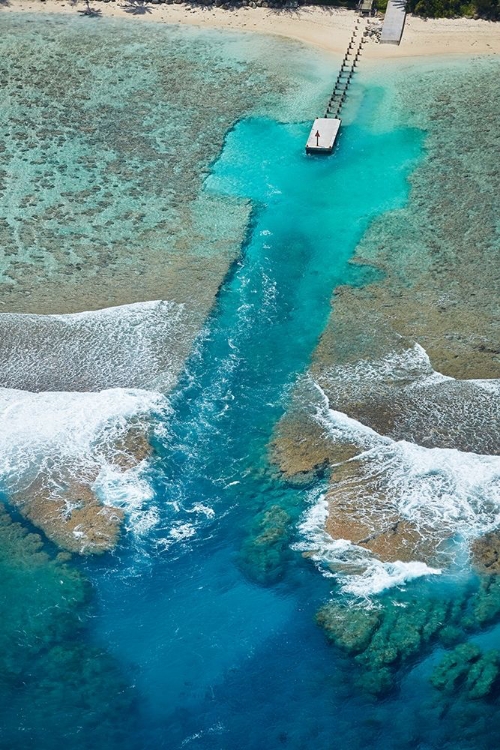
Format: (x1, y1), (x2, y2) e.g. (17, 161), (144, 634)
(305, 14), (368, 154)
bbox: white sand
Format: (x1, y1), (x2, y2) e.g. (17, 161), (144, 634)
(3, 0), (500, 60)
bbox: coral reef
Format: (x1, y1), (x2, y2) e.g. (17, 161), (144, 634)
(318, 576), (500, 695)
(271, 405), (358, 484)
(270, 378), (361, 481)
(9, 420), (153, 555)
(318, 592), (452, 694)
(0, 17), (251, 316)
(325, 457), (445, 565)
(239, 504), (293, 584)
(431, 644), (500, 700)
(313, 336), (500, 455)
(471, 531), (500, 575)
(0, 504), (137, 748)
(15, 473), (124, 554)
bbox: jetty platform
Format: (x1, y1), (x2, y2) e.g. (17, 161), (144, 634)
(380, 0), (407, 44)
(306, 118), (341, 154)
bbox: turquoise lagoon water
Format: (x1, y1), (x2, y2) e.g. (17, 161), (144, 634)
(2, 16), (500, 750)
(84, 112), (500, 749)
(84, 111), (443, 747)
(83, 117), (422, 746)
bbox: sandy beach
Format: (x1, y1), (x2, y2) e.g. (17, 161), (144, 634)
(4, 1), (500, 59)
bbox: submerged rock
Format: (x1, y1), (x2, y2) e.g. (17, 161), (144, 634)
(431, 644), (500, 700)
(317, 576), (500, 696)
(317, 603), (381, 655)
(239, 505), (293, 584)
(0, 504), (137, 748)
(471, 531), (500, 575)
(318, 594), (449, 694)
(471, 575), (500, 627)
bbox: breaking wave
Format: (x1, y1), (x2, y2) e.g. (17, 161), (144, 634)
(294, 346), (500, 597)
(0, 385), (168, 544)
(316, 342), (500, 454)
(294, 489), (442, 597)
(0, 300), (196, 392)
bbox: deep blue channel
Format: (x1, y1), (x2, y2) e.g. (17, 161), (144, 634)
(86, 108), (426, 749)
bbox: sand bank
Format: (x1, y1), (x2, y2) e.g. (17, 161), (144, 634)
(3, 1), (500, 60)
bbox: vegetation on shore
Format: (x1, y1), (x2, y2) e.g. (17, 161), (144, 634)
(404, 0), (498, 20)
(46, 0), (500, 21)
(313, 0), (499, 19)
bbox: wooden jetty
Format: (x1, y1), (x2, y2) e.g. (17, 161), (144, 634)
(380, 0), (407, 44)
(305, 18), (367, 154)
(306, 118), (341, 154)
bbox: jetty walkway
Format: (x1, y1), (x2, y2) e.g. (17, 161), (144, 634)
(324, 17), (367, 121)
(380, 0), (407, 44)
(305, 0), (407, 155)
(306, 17), (367, 154)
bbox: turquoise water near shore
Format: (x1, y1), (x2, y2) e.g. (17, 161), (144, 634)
(1, 14), (500, 750)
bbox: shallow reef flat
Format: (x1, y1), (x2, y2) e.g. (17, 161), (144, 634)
(0, 13), (333, 554)
(0, 13), (328, 316)
(0, 301), (195, 392)
(324, 56), (500, 382)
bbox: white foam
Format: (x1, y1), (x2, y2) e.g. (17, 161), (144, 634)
(294, 490), (441, 597)
(319, 404), (500, 541)
(0, 385), (168, 536)
(295, 365), (500, 596)
(53, 300), (165, 322)
(379, 441), (500, 536)
(187, 503), (216, 519)
(315, 397), (388, 455)
(295, 370), (500, 597)
(0, 386), (164, 477)
(0, 300), (195, 392)
(471, 379), (500, 395)
(169, 523), (196, 542)
(321, 342), (446, 387)
(93, 462), (159, 537)
(342, 559), (442, 598)
(156, 522), (197, 551)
